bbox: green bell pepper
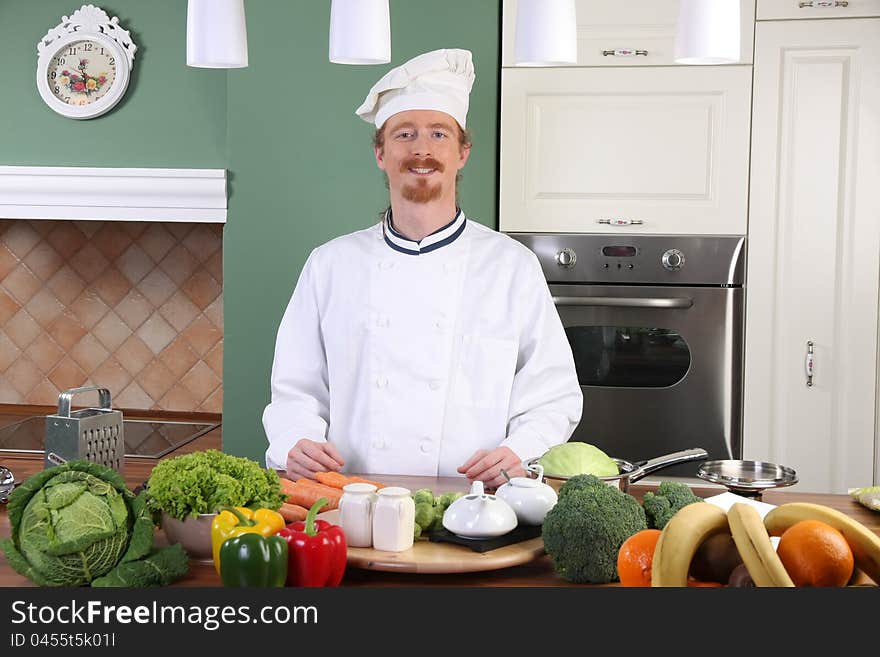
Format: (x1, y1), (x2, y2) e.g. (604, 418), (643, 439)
(219, 532), (288, 587)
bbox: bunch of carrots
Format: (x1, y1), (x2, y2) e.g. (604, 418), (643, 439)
(277, 472), (386, 523)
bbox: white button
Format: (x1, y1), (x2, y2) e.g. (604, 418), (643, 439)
(434, 319), (444, 330)
(376, 376), (388, 388)
(376, 315), (389, 328)
(372, 438), (386, 449)
(419, 440), (432, 453)
(428, 379), (442, 391)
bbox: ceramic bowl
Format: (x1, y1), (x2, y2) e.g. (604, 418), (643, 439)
(161, 511), (217, 561)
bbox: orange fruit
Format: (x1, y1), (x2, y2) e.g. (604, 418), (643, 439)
(776, 520), (854, 587)
(617, 529), (661, 587)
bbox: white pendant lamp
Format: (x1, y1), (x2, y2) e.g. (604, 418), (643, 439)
(515, 0), (577, 66)
(187, 0), (249, 68)
(674, 0), (741, 65)
(329, 0), (391, 65)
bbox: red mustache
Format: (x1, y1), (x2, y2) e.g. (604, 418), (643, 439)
(401, 157), (444, 173)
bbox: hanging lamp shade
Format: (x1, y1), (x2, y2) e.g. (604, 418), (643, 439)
(674, 0), (741, 65)
(515, 0), (577, 66)
(329, 0), (391, 65)
(187, 0), (249, 68)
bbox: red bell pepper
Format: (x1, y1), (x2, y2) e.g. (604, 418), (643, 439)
(277, 497), (347, 587)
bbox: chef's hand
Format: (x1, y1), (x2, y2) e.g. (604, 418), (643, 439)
(286, 439), (345, 480)
(458, 446), (526, 489)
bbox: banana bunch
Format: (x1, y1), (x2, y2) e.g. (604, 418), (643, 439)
(652, 501), (880, 587)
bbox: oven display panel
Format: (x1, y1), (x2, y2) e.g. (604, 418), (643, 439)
(601, 245), (637, 257)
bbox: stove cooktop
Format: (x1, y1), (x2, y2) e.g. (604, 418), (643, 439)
(0, 416), (220, 459)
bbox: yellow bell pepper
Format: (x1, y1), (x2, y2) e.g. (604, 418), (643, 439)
(211, 506), (285, 574)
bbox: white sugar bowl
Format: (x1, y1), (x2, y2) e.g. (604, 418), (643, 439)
(495, 463), (558, 525)
(442, 480), (518, 539)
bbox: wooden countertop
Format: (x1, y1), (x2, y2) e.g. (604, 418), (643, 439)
(1, 412), (877, 587)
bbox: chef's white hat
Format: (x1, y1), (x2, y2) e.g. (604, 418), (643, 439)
(355, 48), (475, 129)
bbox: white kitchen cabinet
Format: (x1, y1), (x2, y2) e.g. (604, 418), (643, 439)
(743, 18), (880, 493)
(501, 0), (755, 67)
(499, 65), (752, 235)
(757, 0), (880, 20)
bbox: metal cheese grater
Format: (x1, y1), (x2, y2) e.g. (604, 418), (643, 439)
(44, 386), (124, 474)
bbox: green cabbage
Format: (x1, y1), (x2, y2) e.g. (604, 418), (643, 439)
(0, 460), (188, 587)
(537, 442), (618, 478)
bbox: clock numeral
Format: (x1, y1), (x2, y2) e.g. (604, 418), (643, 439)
(100, 47), (105, 55)
(84, 43), (93, 52)
(54, 85), (60, 94)
(50, 71), (56, 79)
(63, 97), (71, 103)
(58, 57), (66, 65)
(109, 57), (115, 66)
(68, 47), (76, 56)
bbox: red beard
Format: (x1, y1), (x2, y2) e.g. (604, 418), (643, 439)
(400, 157), (444, 204)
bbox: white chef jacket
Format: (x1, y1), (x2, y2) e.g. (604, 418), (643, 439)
(262, 210), (582, 476)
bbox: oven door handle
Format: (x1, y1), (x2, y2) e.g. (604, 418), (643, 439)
(552, 296), (694, 309)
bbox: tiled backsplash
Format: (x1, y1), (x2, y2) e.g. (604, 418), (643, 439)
(0, 220), (223, 413)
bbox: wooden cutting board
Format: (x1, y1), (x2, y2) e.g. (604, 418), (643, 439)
(317, 509), (545, 574)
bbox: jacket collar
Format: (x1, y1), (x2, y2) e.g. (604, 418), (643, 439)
(382, 207), (467, 255)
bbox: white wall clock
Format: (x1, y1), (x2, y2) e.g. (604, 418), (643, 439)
(36, 4), (137, 120)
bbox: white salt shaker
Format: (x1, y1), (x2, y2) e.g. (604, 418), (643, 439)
(371, 486), (415, 552)
(338, 483), (377, 548)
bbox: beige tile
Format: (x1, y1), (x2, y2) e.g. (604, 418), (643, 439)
(2, 222), (40, 259)
(69, 334), (110, 373)
(69, 291), (109, 330)
(115, 334), (154, 376)
(181, 315), (222, 357)
(204, 341), (223, 377)
(25, 333), (65, 374)
(165, 224), (193, 241)
(116, 243), (153, 285)
(92, 266), (131, 307)
(159, 337), (199, 378)
(136, 267), (175, 307)
(200, 386), (223, 413)
(137, 312), (177, 354)
(92, 310), (132, 352)
(183, 225), (221, 263)
(0, 376), (24, 403)
(3, 264), (42, 304)
(0, 244), (19, 280)
(115, 288), (152, 330)
(181, 361), (221, 404)
(47, 311), (87, 351)
(69, 243), (109, 284)
(121, 222), (149, 240)
(25, 288), (65, 328)
(72, 221), (102, 238)
(0, 330), (21, 371)
(182, 269), (221, 310)
(22, 242), (63, 282)
(5, 309), (41, 349)
(29, 220), (58, 237)
(139, 358), (177, 400)
(46, 223), (87, 260)
(203, 296), (223, 331)
(46, 265), (86, 306)
(138, 224), (176, 263)
(27, 379), (61, 406)
(114, 380), (154, 410)
(90, 356), (131, 397)
(159, 244), (198, 285)
(205, 249), (223, 283)
(7, 356), (42, 396)
(158, 383), (198, 412)
(92, 224), (132, 262)
(0, 289), (22, 324)
(48, 358), (88, 392)
(159, 291), (199, 332)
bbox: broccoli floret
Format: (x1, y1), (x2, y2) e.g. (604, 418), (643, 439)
(438, 491), (462, 510)
(412, 489), (435, 506)
(558, 473), (608, 498)
(542, 477), (646, 584)
(641, 481), (704, 529)
(414, 501), (434, 530)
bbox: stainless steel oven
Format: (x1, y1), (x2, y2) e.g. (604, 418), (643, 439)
(509, 234), (745, 477)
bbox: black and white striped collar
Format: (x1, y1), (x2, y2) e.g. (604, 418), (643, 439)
(382, 208), (467, 255)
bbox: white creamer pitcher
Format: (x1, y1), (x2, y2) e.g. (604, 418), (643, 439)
(338, 483), (377, 548)
(372, 486), (415, 552)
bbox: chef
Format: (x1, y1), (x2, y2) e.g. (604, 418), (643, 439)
(263, 48), (582, 488)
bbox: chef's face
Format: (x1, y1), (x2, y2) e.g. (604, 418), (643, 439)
(375, 110), (471, 204)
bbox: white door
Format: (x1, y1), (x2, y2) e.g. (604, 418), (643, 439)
(499, 65), (752, 235)
(744, 18), (880, 493)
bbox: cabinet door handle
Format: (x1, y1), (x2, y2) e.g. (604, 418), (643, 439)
(602, 49), (648, 57)
(805, 340), (815, 387)
(598, 218), (643, 226)
(798, 1), (849, 7)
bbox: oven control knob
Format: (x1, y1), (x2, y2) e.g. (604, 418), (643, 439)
(555, 248), (577, 269)
(661, 249), (685, 271)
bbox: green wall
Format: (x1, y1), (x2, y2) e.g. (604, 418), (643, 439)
(224, 0), (501, 462)
(0, 1), (226, 167)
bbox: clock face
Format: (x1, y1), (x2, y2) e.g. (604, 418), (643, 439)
(46, 39), (117, 107)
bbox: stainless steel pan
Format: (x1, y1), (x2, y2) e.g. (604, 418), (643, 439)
(524, 447), (709, 494)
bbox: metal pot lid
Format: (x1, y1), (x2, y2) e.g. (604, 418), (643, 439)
(697, 460), (798, 492)
(0, 465), (15, 503)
